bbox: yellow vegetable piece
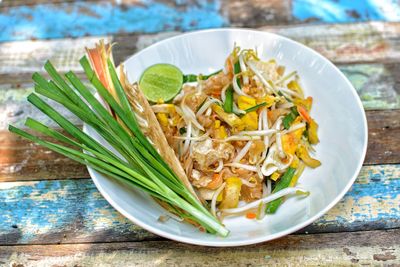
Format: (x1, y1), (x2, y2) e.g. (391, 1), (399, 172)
(281, 125), (305, 155)
(217, 191), (223, 202)
(156, 113), (169, 127)
(287, 80), (304, 96)
(238, 96), (256, 110)
(257, 95), (276, 108)
(214, 120), (221, 129)
(241, 111), (258, 130)
(270, 172), (282, 181)
(290, 156), (299, 169)
(215, 125), (228, 139)
(308, 118), (319, 144)
(296, 145), (321, 168)
(294, 96), (313, 111)
(212, 104), (243, 129)
(219, 177), (242, 209)
(289, 161), (305, 187)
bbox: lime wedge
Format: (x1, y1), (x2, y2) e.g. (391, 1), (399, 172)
(139, 63), (183, 102)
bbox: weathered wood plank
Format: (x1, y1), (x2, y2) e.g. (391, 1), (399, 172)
(0, 229), (399, 266)
(1, 0), (96, 7)
(1, 109), (398, 182)
(365, 109), (400, 165)
(1, 22), (399, 75)
(266, 22), (400, 64)
(0, 1), (227, 42)
(292, 0), (400, 23)
(0, 130), (87, 182)
(0, 164), (398, 245)
(221, 0), (291, 27)
(338, 63), (400, 110)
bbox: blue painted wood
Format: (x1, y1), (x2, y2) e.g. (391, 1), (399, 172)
(0, 165), (398, 244)
(293, 0), (400, 23)
(0, 1), (226, 42)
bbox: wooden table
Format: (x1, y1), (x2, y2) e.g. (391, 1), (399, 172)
(0, 1), (399, 265)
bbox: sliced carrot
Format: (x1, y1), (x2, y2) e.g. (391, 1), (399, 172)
(297, 105), (311, 123)
(206, 173), (223, 190)
(246, 212), (257, 219)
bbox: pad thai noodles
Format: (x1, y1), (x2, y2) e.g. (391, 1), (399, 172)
(149, 46), (321, 220)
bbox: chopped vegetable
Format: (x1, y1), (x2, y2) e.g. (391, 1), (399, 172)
(289, 161), (305, 187)
(281, 124), (305, 155)
(296, 145), (321, 168)
(265, 167), (296, 213)
(246, 212), (257, 219)
(294, 96), (313, 111)
(287, 80), (304, 97)
(207, 173), (224, 190)
(238, 95), (256, 110)
(270, 171), (281, 181)
(244, 102), (267, 113)
(257, 95), (276, 108)
(179, 127), (187, 135)
(223, 85), (234, 113)
(308, 118), (319, 144)
(241, 111), (258, 131)
(219, 177), (242, 209)
(297, 105), (311, 123)
(215, 125), (228, 139)
(156, 113), (169, 127)
(234, 60), (242, 89)
(183, 69), (222, 83)
(212, 104), (243, 129)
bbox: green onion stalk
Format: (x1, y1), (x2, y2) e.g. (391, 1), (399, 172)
(8, 57), (229, 237)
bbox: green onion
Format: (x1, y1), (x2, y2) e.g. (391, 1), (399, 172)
(282, 113), (295, 129)
(179, 127), (187, 135)
(183, 69), (222, 83)
(244, 102), (267, 113)
(9, 57), (229, 237)
(223, 85), (233, 113)
(282, 107), (299, 129)
(265, 167), (296, 214)
(234, 61), (241, 89)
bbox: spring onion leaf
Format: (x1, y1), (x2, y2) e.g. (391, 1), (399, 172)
(223, 85), (233, 113)
(234, 61), (241, 89)
(265, 167), (296, 214)
(9, 57), (229, 237)
(244, 102), (267, 113)
(183, 69), (222, 83)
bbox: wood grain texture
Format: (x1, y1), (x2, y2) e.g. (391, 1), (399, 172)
(338, 63), (400, 110)
(0, 130), (87, 182)
(0, 1), (227, 42)
(221, 0), (291, 27)
(1, 229), (399, 266)
(1, 22), (400, 75)
(266, 22), (400, 64)
(1, 0), (97, 7)
(365, 109), (400, 165)
(0, 164), (398, 245)
(292, 0), (400, 23)
(1, 109), (398, 182)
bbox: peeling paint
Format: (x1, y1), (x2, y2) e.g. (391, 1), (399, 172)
(293, 0), (400, 23)
(0, 1), (226, 42)
(0, 165), (398, 244)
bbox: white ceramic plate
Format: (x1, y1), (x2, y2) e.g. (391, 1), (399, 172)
(85, 29), (368, 247)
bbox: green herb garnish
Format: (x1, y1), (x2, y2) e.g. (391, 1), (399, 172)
(9, 58), (229, 237)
